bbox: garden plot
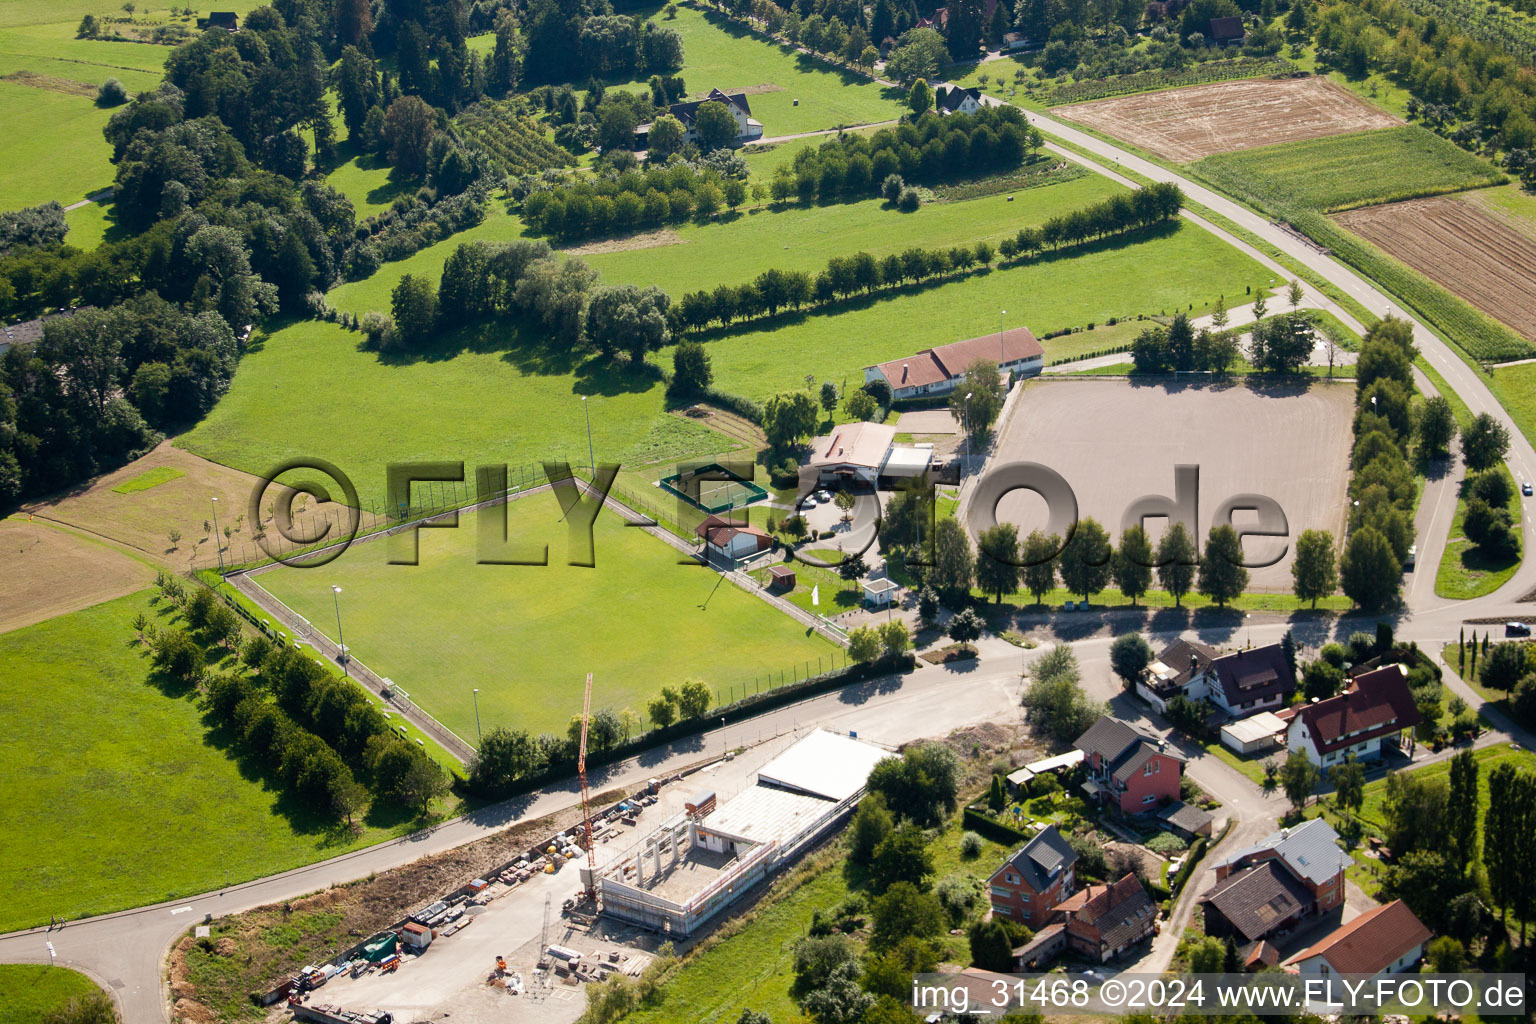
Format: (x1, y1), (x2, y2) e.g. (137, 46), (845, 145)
(1054, 77), (1398, 162)
(1335, 195), (1536, 342)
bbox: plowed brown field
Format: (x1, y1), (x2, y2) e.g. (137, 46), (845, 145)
(1335, 196), (1536, 342)
(1055, 77), (1399, 162)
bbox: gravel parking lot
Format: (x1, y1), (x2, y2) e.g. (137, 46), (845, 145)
(976, 378), (1354, 591)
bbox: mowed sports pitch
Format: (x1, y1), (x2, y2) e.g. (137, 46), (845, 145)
(982, 379), (1354, 590)
(251, 490), (839, 741)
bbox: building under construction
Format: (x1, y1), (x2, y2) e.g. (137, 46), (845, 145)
(597, 730), (892, 936)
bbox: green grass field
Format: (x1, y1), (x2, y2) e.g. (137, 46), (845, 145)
(111, 464), (184, 493)
(1189, 125), (1505, 214)
(1491, 361), (1536, 454)
(63, 198), (116, 248)
(0, 79), (121, 211)
(252, 492), (839, 740)
(1434, 462), (1523, 600)
(324, 149), (414, 219)
(583, 173), (1120, 294)
(186, 183), (1267, 500)
(0, 965), (105, 1024)
(0, 590), (445, 932)
(661, 217), (1270, 402)
(607, 5), (904, 136)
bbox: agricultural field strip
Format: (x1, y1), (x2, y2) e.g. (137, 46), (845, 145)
(1334, 196), (1536, 343)
(1053, 78), (1399, 162)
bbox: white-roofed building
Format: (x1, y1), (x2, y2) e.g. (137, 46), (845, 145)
(598, 730), (892, 935)
(879, 444), (934, 480)
(808, 421), (897, 485)
(1219, 711), (1286, 754)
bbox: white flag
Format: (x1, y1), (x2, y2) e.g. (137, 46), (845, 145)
(811, 585), (820, 607)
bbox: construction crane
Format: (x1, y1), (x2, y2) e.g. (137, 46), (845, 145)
(577, 672), (599, 900)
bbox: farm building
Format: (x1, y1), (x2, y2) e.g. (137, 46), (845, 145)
(1284, 664), (1419, 769)
(864, 327), (1043, 400)
(1219, 711), (1286, 755)
(198, 10), (239, 29)
(1207, 15), (1245, 45)
(597, 731), (892, 936)
(635, 89), (763, 149)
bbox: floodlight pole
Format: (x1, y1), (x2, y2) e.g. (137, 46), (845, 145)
(210, 497), (224, 574)
(1000, 309), (1006, 366)
(963, 392), (973, 477)
(473, 687), (482, 744)
(582, 396), (595, 480)
(331, 585), (348, 676)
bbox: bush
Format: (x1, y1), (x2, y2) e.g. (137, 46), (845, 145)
(897, 188), (921, 211)
(959, 831), (983, 858)
(96, 77), (128, 107)
(1146, 830), (1188, 855)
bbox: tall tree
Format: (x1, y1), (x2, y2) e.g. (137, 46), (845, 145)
(908, 77), (933, 115)
(1021, 529), (1058, 606)
(1156, 521), (1197, 607)
(1485, 762), (1519, 926)
(693, 101), (739, 151)
(1447, 750), (1479, 872)
(948, 358), (1004, 438)
(1057, 517), (1111, 603)
(1291, 528), (1338, 608)
(975, 522), (1020, 603)
(1113, 524), (1153, 605)
(1280, 750), (1319, 810)
(1340, 526), (1401, 610)
(931, 518), (975, 607)
(1461, 412), (1511, 473)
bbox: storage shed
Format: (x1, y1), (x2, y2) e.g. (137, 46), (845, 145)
(400, 922), (433, 950)
(768, 565), (796, 590)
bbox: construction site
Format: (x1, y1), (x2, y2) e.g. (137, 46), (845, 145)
(275, 725), (893, 1024)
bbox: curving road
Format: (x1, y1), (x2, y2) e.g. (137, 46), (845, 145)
(8, 92), (1536, 1024)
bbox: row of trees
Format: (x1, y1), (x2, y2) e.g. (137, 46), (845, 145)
(1337, 318), (1422, 610)
(767, 107), (1042, 202)
(671, 183), (1185, 336)
(1132, 290), (1322, 376)
(521, 161), (749, 242)
(146, 577), (448, 822)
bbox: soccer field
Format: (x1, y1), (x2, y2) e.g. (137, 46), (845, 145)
(250, 491), (839, 742)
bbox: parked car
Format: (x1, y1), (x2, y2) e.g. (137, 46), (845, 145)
(1506, 621), (1531, 637)
(1063, 600), (1076, 611)
(800, 497), (818, 509)
(815, 489), (832, 502)
(1523, 480), (1533, 497)
(1405, 545), (1416, 569)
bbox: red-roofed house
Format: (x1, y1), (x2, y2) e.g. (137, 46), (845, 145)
(1058, 873), (1158, 961)
(694, 515), (773, 563)
(1284, 899), (1431, 977)
(1286, 664), (1421, 770)
(865, 327), (1043, 400)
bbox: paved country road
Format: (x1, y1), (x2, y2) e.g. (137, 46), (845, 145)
(10, 95), (1536, 1023)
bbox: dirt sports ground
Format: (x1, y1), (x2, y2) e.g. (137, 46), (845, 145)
(981, 378), (1355, 591)
(0, 519), (154, 634)
(1054, 77), (1400, 162)
(1334, 195), (1536, 342)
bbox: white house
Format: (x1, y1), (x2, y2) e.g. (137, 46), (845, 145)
(865, 328), (1043, 401)
(1197, 644), (1294, 718)
(936, 86), (982, 115)
(1285, 664), (1420, 770)
(1284, 899), (1430, 977)
(1137, 637), (1217, 712)
(637, 88), (763, 148)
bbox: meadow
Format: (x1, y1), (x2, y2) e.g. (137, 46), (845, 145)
(0, 79), (122, 211)
(0, 965), (104, 1024)
(251, 491), (840, 740)
(324, 150), (415, 219)
(0, 590), (442, 932)
(1188, 125), (1505, 213)
(582, 172), (1120, 294)
(183, 205), (1266, 501)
